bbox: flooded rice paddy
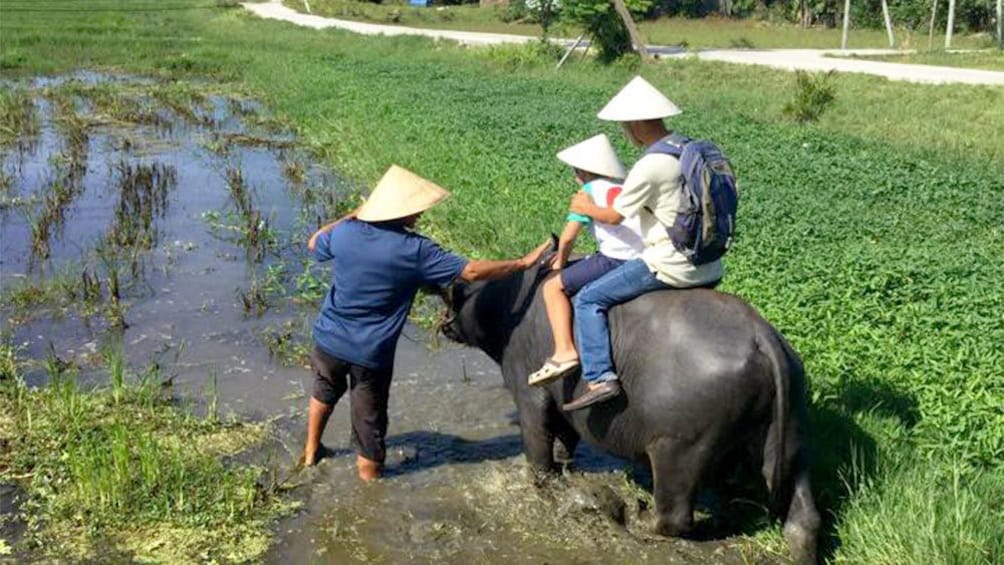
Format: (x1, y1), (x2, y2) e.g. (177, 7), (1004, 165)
(0, 73), (768, 563)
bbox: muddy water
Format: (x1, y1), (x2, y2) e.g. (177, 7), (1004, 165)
(0, 73), (762, 563)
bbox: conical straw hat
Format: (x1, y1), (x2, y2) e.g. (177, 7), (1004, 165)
(556, 134), (626, 180)
(597, 76), (682, 122)
(356, 165), (451, 222)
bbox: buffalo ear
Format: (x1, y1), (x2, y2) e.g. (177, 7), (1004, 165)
(449, 281), (467, 311)
(536, 233), (560, 267)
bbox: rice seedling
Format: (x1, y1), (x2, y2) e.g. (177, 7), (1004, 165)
(200, 133), (233, 156)
(236, 280), (269, 318)
(227, 97), (258, 119)
(105, 265), (127, 331)
(0, 166), (15, 199)
(23, 170), (88, 264)
(151, 81), (213, 128)
(221, 165), (278, 262)
(25, 208), (51, 261)
(0, 88), (39, 151)
(218, 132), (295, 150)
(205, 368), (219, 423)
(225, 165), (252, 218)
(79, 268), (102, 306)
(48, 88), (90, 172)
(79, 84), (170, 130)
(107, 161), (177, 249)
(281, 154), (307, 185)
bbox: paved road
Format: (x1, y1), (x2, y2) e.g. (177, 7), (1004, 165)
(243, 1), (1004, 86)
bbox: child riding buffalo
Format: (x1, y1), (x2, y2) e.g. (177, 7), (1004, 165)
(527, 134), (644, 386)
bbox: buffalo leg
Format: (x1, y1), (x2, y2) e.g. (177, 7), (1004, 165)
(763, 417), (820, 565)
(519, 407), (557, 477)
(548, 406), (580, 469)
(647, 436), (706, 537)
(782, 459), (820, 565)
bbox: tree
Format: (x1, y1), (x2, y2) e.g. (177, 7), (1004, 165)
(562, 0), (652, 63)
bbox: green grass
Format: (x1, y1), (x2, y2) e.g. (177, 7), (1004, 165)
(2, 1), (1004, 562)
(834, 454), (1004, 564)
(0, 341), (292, 562)
(281, 0), (993, 49)
(831, 49), (1004, 71)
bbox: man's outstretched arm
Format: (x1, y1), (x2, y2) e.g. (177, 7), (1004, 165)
(460, 239), (552, 282)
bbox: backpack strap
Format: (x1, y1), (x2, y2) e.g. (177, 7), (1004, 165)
(644, 133), (692, 158)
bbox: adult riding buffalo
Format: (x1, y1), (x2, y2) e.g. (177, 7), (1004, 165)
(440, 256), (820, 564)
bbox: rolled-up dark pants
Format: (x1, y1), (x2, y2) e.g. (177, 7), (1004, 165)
(310, 345), (393, 464)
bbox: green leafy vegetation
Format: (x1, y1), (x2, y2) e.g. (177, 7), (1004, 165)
(0, 342), (293, 562)
(2, 1), (1003, 562)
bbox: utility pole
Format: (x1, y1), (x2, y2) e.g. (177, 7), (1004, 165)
(945, 0), (956, 48)
(841, 0), (852, 49)
(928, 0), (939, 50)
(881, 0), (895, 47)
(611, 0), (652, 61)
(997, 0), (1002, 49)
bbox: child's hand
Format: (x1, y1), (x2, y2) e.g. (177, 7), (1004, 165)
(569, 191), (593, 216)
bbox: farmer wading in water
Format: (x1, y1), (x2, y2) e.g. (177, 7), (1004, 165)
(303, 165), (550, 481)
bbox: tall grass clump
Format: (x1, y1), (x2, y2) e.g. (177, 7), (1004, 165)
(783, 70), (838, 122)
(835, 456), (1004, 564)
(0, 352), (291, 561)
(0, 340), (18, 381)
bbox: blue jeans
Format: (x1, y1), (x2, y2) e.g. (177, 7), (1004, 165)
(572, 258), (672, 384)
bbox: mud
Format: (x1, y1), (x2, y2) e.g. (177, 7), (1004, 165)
(0, 73), (770, 563)
(0, 482), (26, 557)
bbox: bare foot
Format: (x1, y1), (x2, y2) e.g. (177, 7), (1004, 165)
(356, 455), (382, 481)
(301, 444), (330, 468)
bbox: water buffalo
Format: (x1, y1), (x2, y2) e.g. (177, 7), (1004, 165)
(439, 257), (820, 564)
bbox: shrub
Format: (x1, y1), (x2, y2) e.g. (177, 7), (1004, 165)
(783, 70), (837, 122)
(484, 40), (565, 68)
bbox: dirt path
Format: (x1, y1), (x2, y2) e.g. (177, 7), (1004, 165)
(242, 1), (1004, 86)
